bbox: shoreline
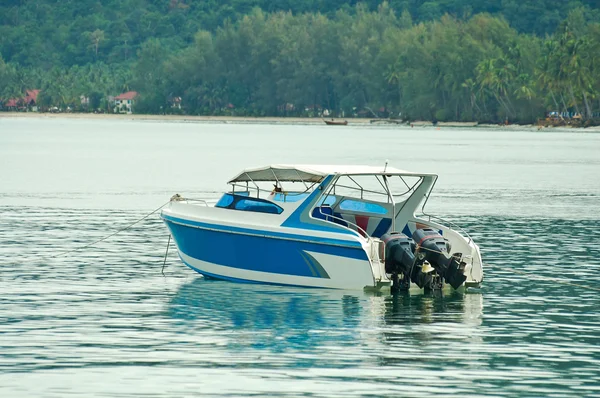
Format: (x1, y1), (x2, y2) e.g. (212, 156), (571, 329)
(0, 112), (373, 125)
(1, 112), (598, 130)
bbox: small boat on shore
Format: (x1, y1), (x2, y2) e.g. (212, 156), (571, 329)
(324, 119), (348, 126)
(161, 164), (483, 291)
(370, 119), (405, 125)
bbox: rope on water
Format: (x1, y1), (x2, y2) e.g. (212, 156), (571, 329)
(161, 234), (171, 276)
(49, 200), (171, 259)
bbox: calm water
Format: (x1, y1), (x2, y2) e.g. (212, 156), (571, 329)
(1, 117), (600, 397)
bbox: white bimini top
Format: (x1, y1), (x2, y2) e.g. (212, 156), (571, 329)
(228, 164), (436, 183)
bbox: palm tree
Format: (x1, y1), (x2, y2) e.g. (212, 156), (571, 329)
(385, 62), (403, 114)
(90, 29), (105, 59)
(536, 40), (562, 112)
(476, 58), (513, 117)
(461, 78), (483, 117)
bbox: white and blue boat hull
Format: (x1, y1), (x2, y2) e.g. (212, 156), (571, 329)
(162, 212), (377, 289)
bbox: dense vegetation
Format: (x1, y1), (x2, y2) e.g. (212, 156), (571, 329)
(1, 1), (600, 122)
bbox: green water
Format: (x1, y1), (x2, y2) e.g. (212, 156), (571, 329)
(1, 118), (599, 396)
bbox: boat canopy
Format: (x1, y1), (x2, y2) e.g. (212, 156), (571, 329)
(228, 164), (436, 183)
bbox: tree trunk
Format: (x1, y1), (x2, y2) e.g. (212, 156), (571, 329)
(482, 96), (489, 117)
(549, 89), (559, 110)
(473, 97), (483, 115)
(398, 82), (402, 115)
(504, 94), (516, 117)
(582, 91), (592, 120)
(495, 93), (511, 118)
(568, 83), (581, 116)
(455, 100), (459, 120)
(560, 92), (569, 115)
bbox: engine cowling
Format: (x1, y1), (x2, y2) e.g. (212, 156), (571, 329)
(381, 229), (467, 290)
(412, 228), (467, 289)
(381, 232), (432, 289)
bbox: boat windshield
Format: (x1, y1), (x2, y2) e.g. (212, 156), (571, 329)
(311, 174), (426, 238)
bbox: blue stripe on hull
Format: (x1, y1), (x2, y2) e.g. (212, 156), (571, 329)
(162, 213), (362, 248)
(180, 256), (330, 289)
(164, 219), (369, 279)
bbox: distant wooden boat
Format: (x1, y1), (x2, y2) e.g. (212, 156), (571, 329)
(324, 119), (348, 126)
(370, 119), (405, 125)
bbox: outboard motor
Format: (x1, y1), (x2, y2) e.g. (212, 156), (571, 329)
(412, 228), (467, 289)
(381, 232), (433, 292)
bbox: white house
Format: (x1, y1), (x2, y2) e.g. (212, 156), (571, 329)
(114, 91), (138, 114)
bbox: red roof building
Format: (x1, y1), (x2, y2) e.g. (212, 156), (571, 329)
(25, 89), (40, 104)
(114, 91), (138, 101)
(3, 89), (41, 110)
(113, 91), (138, 114)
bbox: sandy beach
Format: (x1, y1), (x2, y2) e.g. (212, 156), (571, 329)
(1, 112), (599, 130)
(0, 112), (373, 125)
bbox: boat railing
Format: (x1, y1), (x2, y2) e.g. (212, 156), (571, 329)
(420, 213), (473, 244)
(314, 207), (371, 242)
(182, 198), (210, 206)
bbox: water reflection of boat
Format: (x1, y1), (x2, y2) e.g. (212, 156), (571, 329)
(167, 278), (483, 344)
(382, 291), (483, 326)
(167, 277), (359, 331)
(373, 291), (483, 363)
(161, 165), (484, 291)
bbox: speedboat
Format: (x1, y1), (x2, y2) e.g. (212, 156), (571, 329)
(160, 164), (483, 291)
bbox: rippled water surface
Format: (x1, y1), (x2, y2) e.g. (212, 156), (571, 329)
(1, 118), (600, 397)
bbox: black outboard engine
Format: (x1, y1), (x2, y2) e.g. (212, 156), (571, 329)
(412, 228), (467, 289)
(381, 232), (433, 292)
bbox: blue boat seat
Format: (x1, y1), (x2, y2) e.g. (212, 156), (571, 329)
(312, 205), (333, 221)
(312, 205), (394, 237)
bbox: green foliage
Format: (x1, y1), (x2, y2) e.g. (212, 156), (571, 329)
(2, 2), (600, 122)
(1, 0), (598, 68)
(88, 91), (103, 110)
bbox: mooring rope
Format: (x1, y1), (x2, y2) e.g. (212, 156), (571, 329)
(49, 200), (171, 259)
(161, 234), (171, 276)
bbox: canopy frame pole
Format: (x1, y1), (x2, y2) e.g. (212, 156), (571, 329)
(244, 172), (260, 198)
(294, 169), (309, 190)
(375, 175), (389, 203)
(398, 175), (411, 191)
(332, 183), (387, 197)
(270, 169), (281, 189)
(392, 176), (423, 197)
(383, 175), (396, 231)
(347, 175), (364, 199)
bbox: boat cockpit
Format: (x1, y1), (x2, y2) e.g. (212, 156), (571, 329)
(218, 165), (434, 241)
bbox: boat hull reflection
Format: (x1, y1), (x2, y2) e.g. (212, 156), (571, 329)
(168, 277), (483, 352)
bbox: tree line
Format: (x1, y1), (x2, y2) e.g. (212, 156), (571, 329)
(2, 4), (600, 123)
(1, 0), (598, 69)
